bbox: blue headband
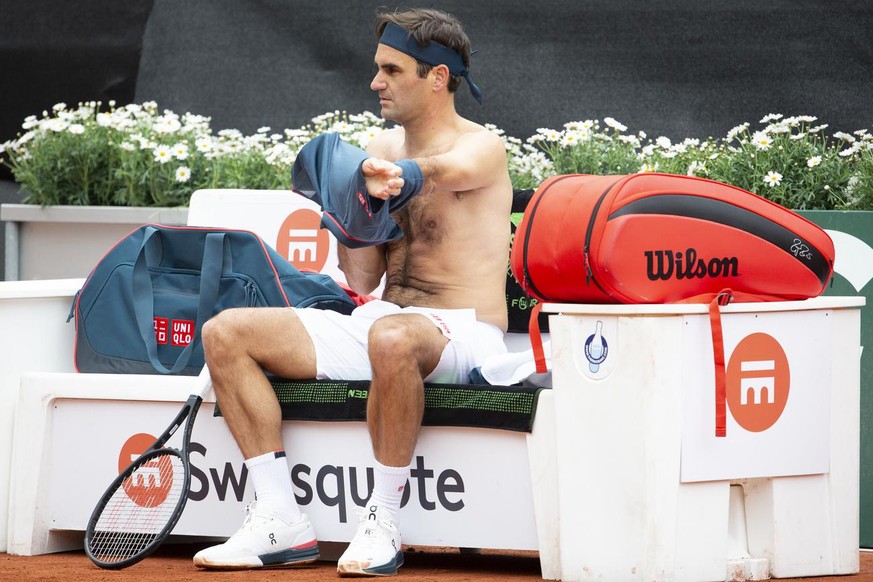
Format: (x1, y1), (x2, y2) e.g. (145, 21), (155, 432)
(378, 22), (482, 105)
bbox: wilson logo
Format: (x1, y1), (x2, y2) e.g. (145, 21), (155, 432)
(645, 248), (739, 281)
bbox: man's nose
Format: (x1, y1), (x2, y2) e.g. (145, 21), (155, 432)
(371, 73), (386, 91)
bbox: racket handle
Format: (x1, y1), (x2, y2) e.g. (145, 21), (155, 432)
(196, 365), (213, 399)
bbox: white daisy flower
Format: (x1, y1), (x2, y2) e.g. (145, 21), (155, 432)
(726, 123), (749, 142)
(655, 136), (672, 149)
(687, 160), (706, 176)
(833, 131), (856, 142)
(751, 131), (772, 150)
(560, 131), (582, 147)
(154, 114), (182, 135)
(807, 156), (822, 167)
(67, 124), (85, 135)
(763, 171), (782, 187)
(638, 162), (658, 173)
(767, 123), (790, 134)
(45, 118), (68, 132)
(95, 113), (113, 127)
(847, 176), (859, 194)
(195, 137), (213, 153)
(175, 166), (191, 182)
(760, 113), (783, 123)
(839, 145), (860, 157)
(484, 123), (504, 135)
(120, 142), (136, 152)
(603, 117), (627, 132)
(153, 145), (173, 164)
(172, 142), (189, 160)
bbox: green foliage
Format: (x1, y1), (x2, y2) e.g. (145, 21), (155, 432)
(0, 102), (385, 207)
(498, 114), (873, 210)
(2, 103), (871, 210)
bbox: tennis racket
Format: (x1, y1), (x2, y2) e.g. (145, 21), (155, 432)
(85, 366), (212, 569)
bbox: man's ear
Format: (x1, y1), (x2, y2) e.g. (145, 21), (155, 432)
(431, 64), (450, 91)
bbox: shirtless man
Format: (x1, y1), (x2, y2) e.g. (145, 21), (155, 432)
(193, 8), (512, 577)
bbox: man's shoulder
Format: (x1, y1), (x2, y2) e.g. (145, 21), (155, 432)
(367, 126), (404, 157)
(454, 121), (505, 154)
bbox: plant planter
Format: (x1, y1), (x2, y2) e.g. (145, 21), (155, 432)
(799, 210), (873, 547)
(0, 204), (188, 281)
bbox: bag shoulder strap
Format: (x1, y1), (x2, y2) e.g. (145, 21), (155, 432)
(132, 228), (226, 374)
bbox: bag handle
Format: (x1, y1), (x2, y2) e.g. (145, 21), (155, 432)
(529, 301), (548, 374)
(677, 289), (778, 437)
(132, 227), (226, 374)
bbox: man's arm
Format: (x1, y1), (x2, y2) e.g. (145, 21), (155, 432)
(337, 244), (386, 295)
(411, 130), (507, 195)
(363, 129), (506, 201)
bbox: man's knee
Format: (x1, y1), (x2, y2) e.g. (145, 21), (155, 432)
(202, 308), (249, 355)
(368, 315), (443, 366)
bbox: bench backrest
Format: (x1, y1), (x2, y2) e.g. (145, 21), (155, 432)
(186, 188), (541, 354)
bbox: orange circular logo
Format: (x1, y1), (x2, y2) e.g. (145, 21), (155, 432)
(726, 333), (790, 432)
(119, 433), (173, 507)
(276, 209), (330, 272)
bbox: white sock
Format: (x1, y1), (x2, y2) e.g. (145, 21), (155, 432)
(245, 451), (301, 523)
(368, 459), (410, 514)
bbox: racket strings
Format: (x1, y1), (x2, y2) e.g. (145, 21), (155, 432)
(87, 451), (186, 564)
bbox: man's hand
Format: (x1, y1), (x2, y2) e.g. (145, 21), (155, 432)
(362, 157), (405, 200)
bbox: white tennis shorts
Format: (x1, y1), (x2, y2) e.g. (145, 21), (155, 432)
(293, 300), (506, 383)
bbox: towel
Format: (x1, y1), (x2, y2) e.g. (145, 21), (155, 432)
(291, 132), (422, 248)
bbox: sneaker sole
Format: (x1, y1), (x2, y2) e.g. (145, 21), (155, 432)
(337, 550), (404, 577)
(194, 543), (320, 570)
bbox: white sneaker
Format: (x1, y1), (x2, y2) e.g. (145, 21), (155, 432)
(337, 504), (403, 577)
(193, 501), (319, 569)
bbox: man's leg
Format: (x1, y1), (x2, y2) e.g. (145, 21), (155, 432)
(338, 314), (447, 577)
(193, 307), (320, 570)
(201, 307), (317, 457)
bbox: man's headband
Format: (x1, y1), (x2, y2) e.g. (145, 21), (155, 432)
(378, 21), (482, 105)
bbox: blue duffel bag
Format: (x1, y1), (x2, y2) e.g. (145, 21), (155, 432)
(69, 223), (356, 375)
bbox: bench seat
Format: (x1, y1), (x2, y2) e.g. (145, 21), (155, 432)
(215, 378), (546, 433)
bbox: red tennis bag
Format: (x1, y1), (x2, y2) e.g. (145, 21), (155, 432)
(510, 173), (834, 304)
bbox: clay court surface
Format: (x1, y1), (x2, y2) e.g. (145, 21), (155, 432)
(1, 545), (871, 581)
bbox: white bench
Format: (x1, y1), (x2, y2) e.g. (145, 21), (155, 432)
(1, 189), (865, 581)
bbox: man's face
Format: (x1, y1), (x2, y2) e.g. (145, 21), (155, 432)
(370, 44), (431, 123)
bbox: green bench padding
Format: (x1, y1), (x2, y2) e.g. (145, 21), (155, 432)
(215, 378), (546, 433)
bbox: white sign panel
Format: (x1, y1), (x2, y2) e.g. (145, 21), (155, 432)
(680, 309), (832, 482)
(49, 398), (536, 550)
(187, 189), (344, 281)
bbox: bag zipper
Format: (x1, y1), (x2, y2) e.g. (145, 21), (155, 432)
(521, 175), (575, 301)
(245, 281), (258, 307)
(583, 177), (625, 290)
